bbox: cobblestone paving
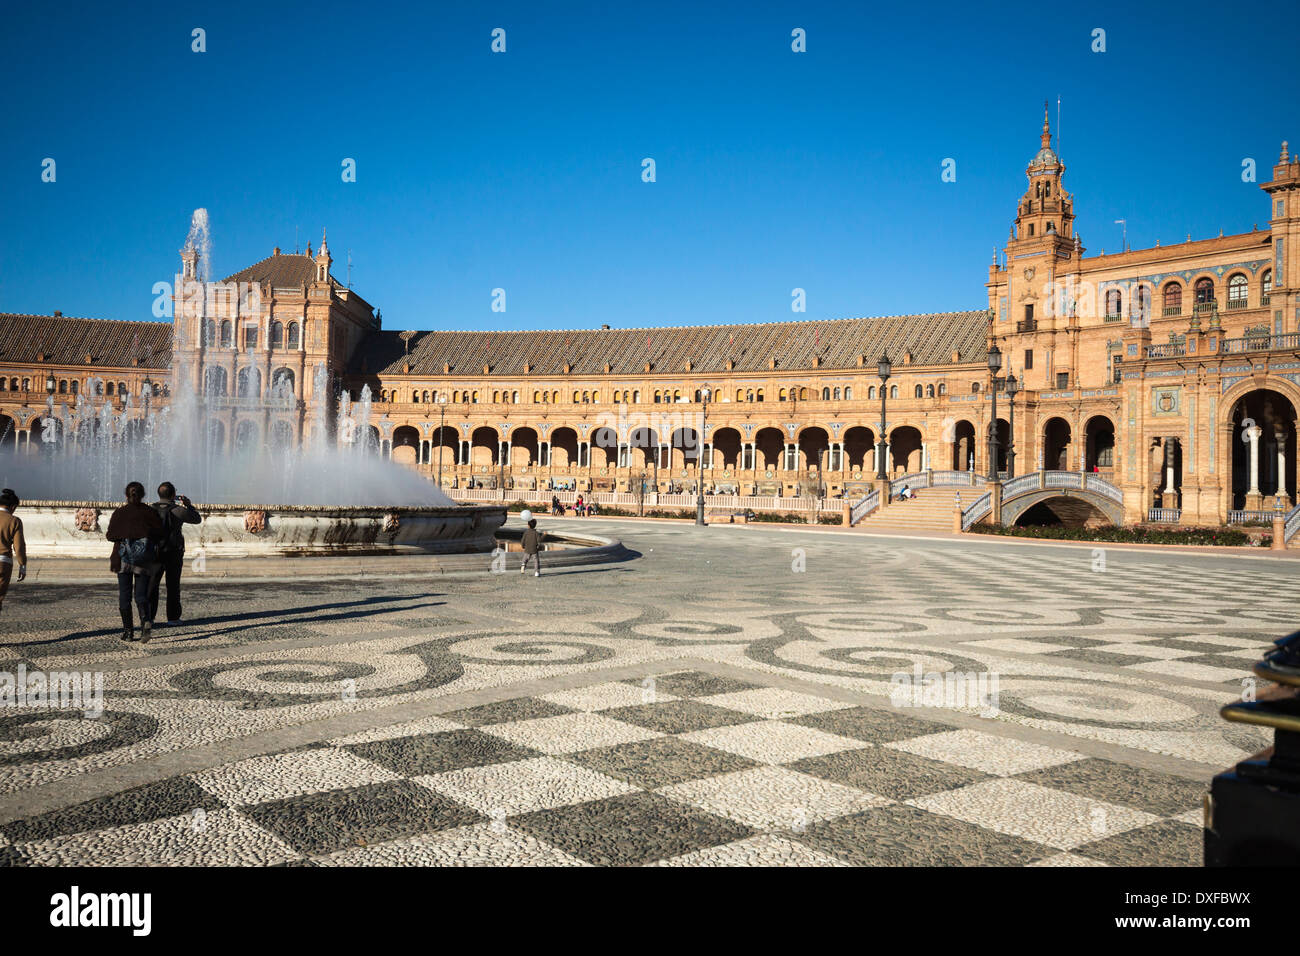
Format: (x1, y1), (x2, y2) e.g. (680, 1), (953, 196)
(0, 519), (1293, 866)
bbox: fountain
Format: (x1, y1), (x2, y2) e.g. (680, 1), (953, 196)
(0, 213), (505, 558)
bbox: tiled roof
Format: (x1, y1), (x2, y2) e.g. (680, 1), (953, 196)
(223, 253), (340, 290)
(349, 311), (991, 378)
(0, 314), (172, 369)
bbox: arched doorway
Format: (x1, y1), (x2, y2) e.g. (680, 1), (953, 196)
(392, 425), (420, 466)
(670, 427), (701, 471)
(628, 427), (660, 469)
(1084, 416), (1115, 473)
(754, 427), (783, 471)
(890, 426), (922, 474)
(844, 426), (875, 473)
(1043, 418), (1072, 471)
(470, 426), (499, 467)
(713, 427), (743, 470)
(550, 427), (579, 468)
(510, 427), (539, 467)
(798, 427), (829, 472)
(951, 420), (976, 471)
(1230, 388), (1297, 509)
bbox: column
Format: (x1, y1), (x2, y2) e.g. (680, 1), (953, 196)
(1245, 425), (1262, 496)
(1275, 427), (1288, 503)
(1163, 437), (1177, 495)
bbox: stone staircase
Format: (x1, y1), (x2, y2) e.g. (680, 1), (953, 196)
(853, 488), (988, 535)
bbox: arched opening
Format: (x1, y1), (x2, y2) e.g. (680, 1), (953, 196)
(952, 420), (976, 471)
(234, 420), (260, 455)
(470, 426), (499, 467)
(889, 426), (922, 474)
(550, 427), (579, 468)
(431, 425), (458, 469)
(1043, 417), (1073, 471)
(670, 427), (701, 470)
(713, 427), (743, 469)
(205, 419), (225, 454)
(592, 427), (618, 467)
(236, 367), (262, 399)
(755, 427), (783, 471)
(287, 322), (300, 349)
(270, 321), (284, 349)
(1230, 388), (1297, 510)
(392, 425), (421, 466)
(0, 414), (16, 452)
(271, 420), (295, 449)
(203, 366), (228, 398)
(1015, 497), (1111, 529)
(511, 427), (539, 467)
(271, 367), (295, 401)
(844, 426), (875, 471)
(797, 427), (829, 472)
(628, 427), (660, 468)
(1084, 415), (1115, 473)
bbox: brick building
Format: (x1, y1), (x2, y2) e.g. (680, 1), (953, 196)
(2, 113), (1297, 528)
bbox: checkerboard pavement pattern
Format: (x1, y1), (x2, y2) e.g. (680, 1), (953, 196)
(0, 670), (1207, 867)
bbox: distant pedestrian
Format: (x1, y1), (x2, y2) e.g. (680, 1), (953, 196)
(106, 481), (164, 643)
(0, 489), (27, 613)
(520, 518), (543, 577)
(148, 481), (202, 627)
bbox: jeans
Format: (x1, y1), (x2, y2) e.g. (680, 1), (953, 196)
(522, 551), (541, 573)
(147, 553), (185, 622)
(117, 570), (152, 630)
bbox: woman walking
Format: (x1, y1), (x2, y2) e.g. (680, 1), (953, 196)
(106, 481), (164, 643)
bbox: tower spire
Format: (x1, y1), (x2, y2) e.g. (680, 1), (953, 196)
(1041, 100), (1052, 149)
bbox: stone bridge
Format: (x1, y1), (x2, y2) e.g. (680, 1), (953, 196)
(961, 471), (1125, 530)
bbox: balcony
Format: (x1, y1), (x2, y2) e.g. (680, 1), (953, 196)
(1262, 294), (1271, 306)
(1226, 298), (1250, 311)
(1162, 306), (1182, 317)
(1193, 300), (1217, 315)
(1145, 344), (1187, 359)
(1221, 332), (1300, 354)
(1103, 313), (1123, 323)
(1016, 318), (1037, 333)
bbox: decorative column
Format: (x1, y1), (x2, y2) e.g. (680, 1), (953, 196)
(1275, 426), (1291, 508)
(1245, 423), (1263, 509)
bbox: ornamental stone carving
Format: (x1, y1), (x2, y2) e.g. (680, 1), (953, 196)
(244, 510), (269, 534)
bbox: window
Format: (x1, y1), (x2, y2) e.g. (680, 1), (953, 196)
(1028, 224), (1035, 237)
(220, 320), (233, 347)
(1263, 270), (1273, 298)
(1056, 372), (1069, 389)
(203, 319), (216, 346)
(1024, 350), (1034, 370)
(937, 383), (946, 396)
(58, 380), (67, 394)
(914, 385), (923, 398)
(118, 382), (126, 396)
(844, 387), (852, 400)
(890, 385), (898, 399)
(926, 384), (935, 398)
(799, 388), (807, 400)
(287, 322), (300, 349)
(1227, 273), (1248, 308)
(757, 389), (764, 402)
(632, 390), (640, 403)
(270, 321), (284, 349)
(1024, 304), (1034, 323)
(821, 388), (830, 400)
(779, 388), (788, 401)
(1194, 277), (1215, 305)
(1105, 289), (1122, 317)
(1158, 284), (1181, 318)
(971, 381), (980, 394)
(1135, 285), (1151, 322)
(867, 386), (875, 400)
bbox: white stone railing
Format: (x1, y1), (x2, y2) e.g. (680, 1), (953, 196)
(1147, 508), (1181, 523)
(1227, 509), (1284, 525)
(961, 492), (992, 531)
(850, 489), (880, 525)
(1284, 502), (1300, 543)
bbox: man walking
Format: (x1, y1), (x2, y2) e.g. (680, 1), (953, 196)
(106, 482), (164, 643)
(520, 518), (543, 577)
(0, 489), (27, 613)
(149, 482), (202, 626)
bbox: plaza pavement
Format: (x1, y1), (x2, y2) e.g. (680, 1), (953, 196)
(0, 519), (1293, 867)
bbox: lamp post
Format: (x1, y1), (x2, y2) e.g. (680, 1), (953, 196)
(986, 344), (1002, 481)
(876, 354), (891, 480)
(1005, 373), (1019, 478)
(695, 385), (711, 526)
(45, 375), (55, 397)
(436, 393), (447, 488)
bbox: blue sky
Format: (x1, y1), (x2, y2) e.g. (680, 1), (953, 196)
(1, 0), (1295, 333)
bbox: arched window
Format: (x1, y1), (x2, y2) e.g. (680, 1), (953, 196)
(287, 322), (300, 349)
(270, 321), (284, 349)
(632, 390), (640, 403)
(203, 319), (216, 346)
(1162, 283), (1182, 315)
(914, 385), (923, 398)
(867, 386), (875, 400)
(118, 381), (127, 395)
(745, 390), (753, 402)
(1263, 270), (1273, 299)
(1135, 285), (1151, 322)
(58, 380), (67, 394)
(245, 324), (258, 349)
(380, 389), (388, 403)
(937, 383), (946, 396)
(582, 391), (590, 403)
(889, 385), (898, 399)
(21, 379), (29, 392)
(844, 387), (852, 400)
(1105, 289), (1122, 317)
(832, 388), (840, 400)
(1194, 277), (1215, 307)
(821, 387), (830, 400)
(736, 389), (744, 402)
(972, 381), (981, 394)
(1227, 273), (1248, 308)
(757, 389), (764, 402)
(0, 379), (7, 392)
(926, 384), (935, 398)
(779, 388), (788, 402)
(220, 320), (233, 347)
(799, 388), (807, 400)
(472, 391), (479, 403)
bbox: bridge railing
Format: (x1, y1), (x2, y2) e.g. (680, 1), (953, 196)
(1285, 502), (1300, 543)
(889, 470), (984, 496)
(1228, 509), (1285, 525)
(1001, 473), (1039, 498)
(961, 492), (992, 531)
(1147, 507), (1182, 523)
(850, 489), (880, 525)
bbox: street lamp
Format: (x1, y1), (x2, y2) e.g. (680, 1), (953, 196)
(436, 393), (447, 489)
(45, 375), (55, 396)
(986, 344), (1002, 481)
(696, 385), (711, 526)
(876, 354), (891, 480)
(1005, 373), (1019, 477)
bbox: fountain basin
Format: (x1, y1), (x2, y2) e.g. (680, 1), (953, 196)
(18, 501), (507, 558)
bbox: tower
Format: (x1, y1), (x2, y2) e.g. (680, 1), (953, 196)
(1262, 141), (1300, 334)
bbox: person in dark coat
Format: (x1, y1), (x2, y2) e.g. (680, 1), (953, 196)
(520, 518), (543, 577)
(106, 481), (164, 643)
(148, 481), (202, 626)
